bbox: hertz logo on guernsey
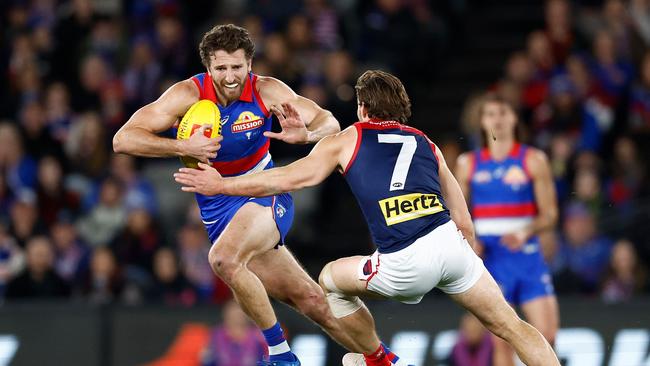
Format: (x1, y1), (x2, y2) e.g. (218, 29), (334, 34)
(379, 193), (444, 226)
(231, 111), (264, 133)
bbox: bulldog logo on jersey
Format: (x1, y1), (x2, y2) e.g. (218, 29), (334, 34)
(275, 204), (286, 218)
(502, 165), (529, 189)
(378, 193), (445, 226)
(231, 111), (264, 134)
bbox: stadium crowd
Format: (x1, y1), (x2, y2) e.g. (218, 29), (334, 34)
(0, 0), (648, 309)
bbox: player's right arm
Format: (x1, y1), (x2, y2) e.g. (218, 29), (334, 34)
(112, 80), (221, 162)
(435, 147), (477, 249)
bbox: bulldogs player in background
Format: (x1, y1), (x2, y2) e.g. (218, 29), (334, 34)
(114, 24), (372, 366)
(174, 70), (561, 366)
(455, 94), (559, 366)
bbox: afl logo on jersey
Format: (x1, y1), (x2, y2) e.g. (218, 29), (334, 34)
(473, 170), (492, 183)
(231, 111), (264, 133)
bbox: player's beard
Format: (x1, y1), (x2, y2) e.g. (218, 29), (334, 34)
(218, 80), (244, 104)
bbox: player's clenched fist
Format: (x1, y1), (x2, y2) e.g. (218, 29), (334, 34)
(181, 124), (223, 163)
(173, 162), (223, 195)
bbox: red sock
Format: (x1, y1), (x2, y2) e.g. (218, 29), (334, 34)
(381, 343), (397, 363)
(363, 344), (391, 366)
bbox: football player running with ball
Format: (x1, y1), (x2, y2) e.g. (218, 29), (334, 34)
(173, 70), (561, 366)
(114, 24), (370, 365)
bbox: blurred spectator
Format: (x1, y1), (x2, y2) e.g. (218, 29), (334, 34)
(201, 300), (267, 366)
(52, 0), (99, 83)
(601, 239), (648, 303)
(8, 191), (47, 248)
(36, 156), (80, 227)
(532, 74), (582, 148)
(177, 221), (227, 302)
(552, 202), (613, 294)
(0, 171), (15, 215)
(65, 111), (110, 179)
(548, 134), (574, 203)
(101, 80), (126, 133)
(572, 168), (605, 218)
(0, 220), (25, 298)
(262, 33), (301, 89)
(0, 122), (37, 192)
(148, 247), (197, 306)
(599, 0), (631, 57)
(109, 154), (157, 215)
(305, 0), (341, 51)
(5, 236), (70, 300)
(589, 30), (634, 107)
(629, 51), (650, 132)
(565, 54), (594, 100)
(607, 136), (646, 211)
(78, 246), (124, 304)
(72, 54), (111, 111)
(156, 16), (189, 79)
(51, 213), (90, 285)
(323, 50), (358, 125)
(517, 32), (553, 111)
(629, 0), (650, 64)
(285, 14), (318, 77)
(86, 17), (123, 69)
(44, 82), (74, 144)
(77, 177), (126, 247)
(527, 31), (555, 82)
(19, 100), (64, 160)
(448, 313), (493, 366)
(123, 37), (162, 114)
(544, 0), (576, 64)
(111, 208), (160, 272)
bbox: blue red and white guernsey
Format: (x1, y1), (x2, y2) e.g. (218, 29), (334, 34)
(189, 72), (294, 245)
(469, 143), (554, 305)
(343, 120), (451, 254)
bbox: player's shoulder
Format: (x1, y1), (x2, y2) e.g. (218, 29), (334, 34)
(167, 78), (201, 99)
(523, 145), (549, 164)
(523, 145), (551, 177)
(455, 151), (476, 176)
(255, 75), (295, 101)
(456, 151), (475, 166)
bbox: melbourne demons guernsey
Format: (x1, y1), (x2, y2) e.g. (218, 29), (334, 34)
(344, 120), (451, 254)
(470, 143), (537, 242)
(190, 72), (273, 217)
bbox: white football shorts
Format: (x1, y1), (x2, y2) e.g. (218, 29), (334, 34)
(358, 220), (485, 304)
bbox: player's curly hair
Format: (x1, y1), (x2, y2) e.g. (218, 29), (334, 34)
(199, 24), (255, 67)
(355, 70), (411, 123)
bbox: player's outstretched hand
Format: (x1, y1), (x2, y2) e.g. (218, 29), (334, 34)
(264, 103), (310, 144)
(184, 124), (223, 163)
(174, 162), (223, 195)
(501, 230), (528, 251)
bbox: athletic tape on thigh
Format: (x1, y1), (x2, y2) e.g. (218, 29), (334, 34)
(326, 292), (363, 318)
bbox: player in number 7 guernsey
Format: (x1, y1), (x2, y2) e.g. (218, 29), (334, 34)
(174, 70), (560, 366)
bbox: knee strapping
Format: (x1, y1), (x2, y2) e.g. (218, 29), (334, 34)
(321, 264), (363, 318)
(326, 291), (363, 318)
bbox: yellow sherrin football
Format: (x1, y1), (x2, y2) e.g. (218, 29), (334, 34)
(176, 99), (222, 168)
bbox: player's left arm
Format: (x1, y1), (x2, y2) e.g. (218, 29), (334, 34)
(257, 76), (340, 144)
(502, 148), (558, 249)
(174, 128), (354, 197)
